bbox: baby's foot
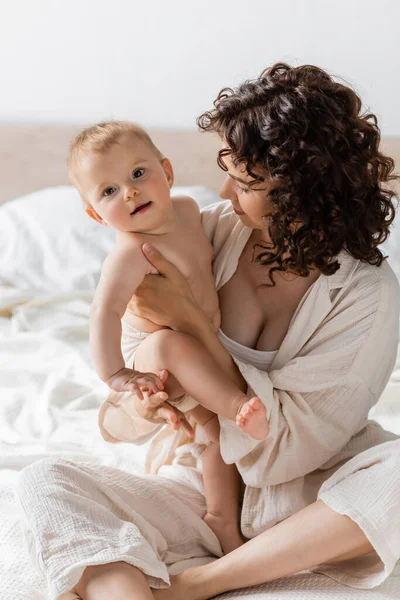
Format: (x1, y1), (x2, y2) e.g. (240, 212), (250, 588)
(236, 397), (269, 440)
(203, 512), (245, 555)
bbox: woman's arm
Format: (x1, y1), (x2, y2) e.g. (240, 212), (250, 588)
(134, 245), (400, 488)
(131, 243), (246, 392)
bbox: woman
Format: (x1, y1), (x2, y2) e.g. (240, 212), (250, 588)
(16, 63), (399, 600)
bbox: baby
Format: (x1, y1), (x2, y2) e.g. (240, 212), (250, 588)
(67, 121), (269, 553)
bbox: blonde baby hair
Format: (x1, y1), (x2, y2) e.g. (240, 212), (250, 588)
(68, 120), (164, 182)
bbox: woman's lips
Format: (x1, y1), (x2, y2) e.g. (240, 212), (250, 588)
(131, 201), (152, 215)
(233, 206), (245, 215)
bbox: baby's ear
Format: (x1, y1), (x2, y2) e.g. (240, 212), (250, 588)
(85, 207), (107, 226)
(161, 158), (174, 189)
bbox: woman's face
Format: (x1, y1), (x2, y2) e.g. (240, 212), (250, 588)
(219, 153), (275, 230)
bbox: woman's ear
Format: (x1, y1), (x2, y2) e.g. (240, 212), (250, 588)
(161, 158), (174, 189)
(85, 206), (107, 226)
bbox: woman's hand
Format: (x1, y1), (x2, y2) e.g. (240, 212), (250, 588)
(134, 370), (194, 438)
(138, 396), (195, 438)
(128, 243), (203, 330)
(133, 244), (244, 391)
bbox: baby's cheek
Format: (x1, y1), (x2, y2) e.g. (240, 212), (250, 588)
(108, 206), (126, 225)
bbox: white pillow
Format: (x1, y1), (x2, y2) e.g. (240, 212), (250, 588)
(0, 185), (220, 293)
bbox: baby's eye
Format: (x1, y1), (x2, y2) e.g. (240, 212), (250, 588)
(103, 187), (116, 197)
(132, 168), (145, 179)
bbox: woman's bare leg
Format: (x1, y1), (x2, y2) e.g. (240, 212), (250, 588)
(152, 500), (374, 600)
(73, 561), (154, 600)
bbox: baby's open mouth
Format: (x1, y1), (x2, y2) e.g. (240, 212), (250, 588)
(131, 202), (152, 215)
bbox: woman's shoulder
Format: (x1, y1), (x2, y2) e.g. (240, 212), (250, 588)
(344, 253), (400, 314)
(341, 256), (399, 397)
(200, 199), (235, 225)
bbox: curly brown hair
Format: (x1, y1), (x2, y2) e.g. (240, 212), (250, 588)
(197, 63), (398, 283)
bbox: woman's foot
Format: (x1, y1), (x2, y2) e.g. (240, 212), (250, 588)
(152, 569), (208, 600)
(236, 397), (269, 439)
(203, 512), (245, 555)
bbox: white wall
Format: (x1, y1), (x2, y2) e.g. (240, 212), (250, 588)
(1, 0), (399, 134)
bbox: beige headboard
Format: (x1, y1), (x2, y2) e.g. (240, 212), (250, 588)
(0, 123), (398, 205)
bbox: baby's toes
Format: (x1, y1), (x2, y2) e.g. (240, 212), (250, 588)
(236, 414), (246, 427)
(248, 397), (262, 410)
(239, 402), (253, 418)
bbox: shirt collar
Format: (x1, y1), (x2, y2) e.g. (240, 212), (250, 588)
(326, 250), (360, 290)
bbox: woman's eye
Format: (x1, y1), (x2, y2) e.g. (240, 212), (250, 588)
(132, 168), (145, 179)
(238, 186), (250, 194)
(103, 187), (116, 197)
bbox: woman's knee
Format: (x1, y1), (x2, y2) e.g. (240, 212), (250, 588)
(16, 457), (80, 502)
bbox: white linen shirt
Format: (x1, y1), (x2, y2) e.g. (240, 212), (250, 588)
(197, 201), (400, 489)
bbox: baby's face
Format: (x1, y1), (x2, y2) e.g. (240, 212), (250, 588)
(75, 135), (173, 232)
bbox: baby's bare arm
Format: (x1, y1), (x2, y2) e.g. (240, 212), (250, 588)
(90, 242), (151, 383)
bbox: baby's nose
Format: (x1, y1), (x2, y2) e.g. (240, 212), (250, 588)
(125, 186), (138, 201)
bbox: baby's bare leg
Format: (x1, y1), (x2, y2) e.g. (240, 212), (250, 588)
(202, 441), (245, 555)
(189, 405), (220, 442)
(73, 561), (154, 599)
(135, 330), (268, 440)
(137, 333), (248, 554)
(134, 334), (186, 403)
(185, 405), (244, 555)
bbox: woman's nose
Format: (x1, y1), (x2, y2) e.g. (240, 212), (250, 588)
(219, 176), (236, 201)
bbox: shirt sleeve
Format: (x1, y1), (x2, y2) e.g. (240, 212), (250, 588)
(218, 264), (400, 487)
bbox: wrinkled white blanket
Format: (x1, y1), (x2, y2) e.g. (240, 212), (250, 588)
(1, 285), (400, 599)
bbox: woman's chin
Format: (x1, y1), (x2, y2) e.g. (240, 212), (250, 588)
(236, 213), (258, 228)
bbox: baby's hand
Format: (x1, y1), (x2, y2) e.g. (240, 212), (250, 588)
(107, 367), (165, 399)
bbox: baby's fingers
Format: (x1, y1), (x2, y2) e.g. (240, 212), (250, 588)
(129, 383), (144, 400)
(137, 374), (165, 394)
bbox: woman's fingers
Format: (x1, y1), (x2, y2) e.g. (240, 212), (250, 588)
(178, 418), (195, 438)
(142, 243), (181, 283)
(156, 404), (178, 425)
(142, 391), (169, 408)
(156, 403), (195, 438)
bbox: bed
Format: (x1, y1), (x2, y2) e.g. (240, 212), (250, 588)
(1, 124), (400, 599)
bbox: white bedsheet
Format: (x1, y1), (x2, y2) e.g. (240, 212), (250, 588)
(1, 286), (400, 600)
